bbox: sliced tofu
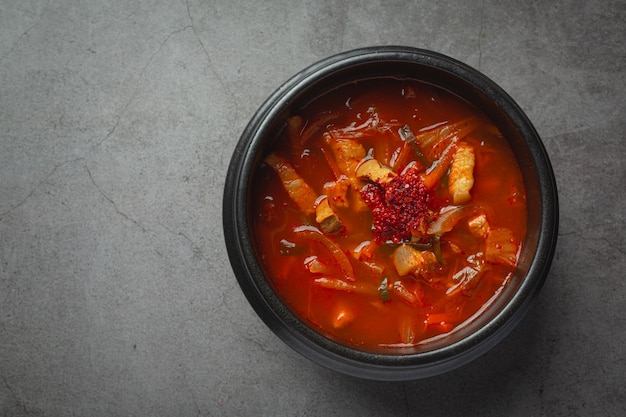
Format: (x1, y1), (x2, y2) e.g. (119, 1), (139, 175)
(356, 158), (397, 183)
(392, 244), (438, 277)
(468, 213), (491, 239)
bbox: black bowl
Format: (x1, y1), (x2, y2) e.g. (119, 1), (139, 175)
(223, 46), (558, 380)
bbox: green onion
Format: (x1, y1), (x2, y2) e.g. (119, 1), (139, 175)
(432, 235), (444, 266)
(408, 241), (433, 251)
(378, 277), (390, 302)
(383, 240), (432, 251)
(398, 124), (429, 167)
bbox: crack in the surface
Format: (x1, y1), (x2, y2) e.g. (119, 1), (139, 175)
(85, 165), (147, 232)
(0, 157), (84, 219)
(91, 24), (191, 150)
(1, 374), (28, 414)
(180, 365), (204, 417)
(185, 0), (236, 105)
(477, 0), (486, 70)
(559, 229), (625, 255)
(156, 221), (208, 262)
(0, 0), (51, 62)
(0, 184), (38, 219)
(2, 23), (193, 219)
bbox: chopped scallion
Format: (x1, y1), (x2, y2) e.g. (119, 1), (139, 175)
(378, 277), (390, 302)
(432, 235), (444, 266)
(398, 124), (429, 166)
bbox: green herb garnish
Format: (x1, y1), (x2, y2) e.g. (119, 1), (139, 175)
(378, 277), (390, 302)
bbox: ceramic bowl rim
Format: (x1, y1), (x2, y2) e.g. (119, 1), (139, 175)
(223, 46), (558, 380)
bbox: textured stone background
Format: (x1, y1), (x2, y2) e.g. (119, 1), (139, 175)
(1, 0), (624, 416)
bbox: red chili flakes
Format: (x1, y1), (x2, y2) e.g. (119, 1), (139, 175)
(361, 167), (434, 243)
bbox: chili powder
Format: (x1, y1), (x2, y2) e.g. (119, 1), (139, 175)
(360, 167), (435, 244)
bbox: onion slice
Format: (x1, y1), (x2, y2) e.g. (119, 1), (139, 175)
(427, 205), (477, 235)
(294, 225), (356, 281)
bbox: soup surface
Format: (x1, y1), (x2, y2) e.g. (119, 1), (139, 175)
(252, 78), (527, 350)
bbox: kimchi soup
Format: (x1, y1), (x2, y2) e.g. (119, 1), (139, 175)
(251, 78), (527, 351)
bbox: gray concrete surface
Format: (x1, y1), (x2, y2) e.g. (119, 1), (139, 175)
(1, 0), (625, 416)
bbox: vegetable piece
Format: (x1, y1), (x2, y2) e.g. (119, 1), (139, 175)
(363, 261), (384, 275)
(352, 240), (376, 260)
(314, 277), (356, 292)
(398, 124), (430, 166)
(408, 240), (433, 251)
(321, 146), (343, 179)
(485, 228), (519, 267)
(427, 205), (476, 235)
(313, 277), (374, 295)
(294, 225), (355, 281)
(389, 143), (414, 171)
(415, 117), (478, 156)
(391, 280), (425, 306)
(384, 239), (432, 251)
(392, 244), (438, 277)
(432, 234), (444, 266)
(323, 134), (368, 210)
(323, 134), (367, 177)
(420, 137), (458, 190)
(327, 110), (400, 140)
(448, 142), (475, 204)
(286, 115), (304, 141)
(356, 158), (397, 184)
(378, 277), (390, 302)
(399, 318), (418, 345)
(447, 261), (485, 296)
(447, 241), (462, 254)
(322, 176), (351, 208)
(315, 195), (343, 234)
(304, 256), (331, 274)
(468, 213), (490, 238)
(264, 152), (318, 215)
(299, 112), (339, 143)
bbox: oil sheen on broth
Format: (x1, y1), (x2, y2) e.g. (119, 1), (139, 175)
(252, 78), (527, 350)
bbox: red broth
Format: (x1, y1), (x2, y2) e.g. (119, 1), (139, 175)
(251, 78), (527, 351)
